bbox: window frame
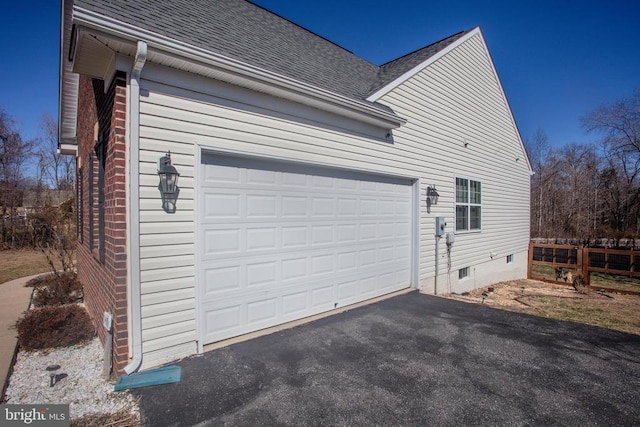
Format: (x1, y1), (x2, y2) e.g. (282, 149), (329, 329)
(455, 177), (482, 232)
(88, 153), (94, 251)
(96, 133), (106, 264)
(77, 166), (83, 243)
(459, 267), (470, 280)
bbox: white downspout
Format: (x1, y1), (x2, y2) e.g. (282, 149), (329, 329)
(124, 40), (147, 375)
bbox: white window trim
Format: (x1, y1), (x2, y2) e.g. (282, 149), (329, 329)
(455, 177), (482, 233)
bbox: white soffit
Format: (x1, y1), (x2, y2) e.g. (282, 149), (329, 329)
(58, 0), (78, 149)
(72, 29), (117, 82)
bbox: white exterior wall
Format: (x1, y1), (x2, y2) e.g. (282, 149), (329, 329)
(378, 33), (530, 293)
(135, 66), (420, 369)
(134, 32), (530, 368)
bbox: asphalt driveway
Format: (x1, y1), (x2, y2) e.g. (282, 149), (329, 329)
(135, 292), (640, 426)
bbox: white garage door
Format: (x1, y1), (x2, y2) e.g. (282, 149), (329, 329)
(198, 154), (413, 345)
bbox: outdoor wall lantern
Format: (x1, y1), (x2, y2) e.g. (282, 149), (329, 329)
(158, 151), (180, 213)
(426, 185), (439, 213)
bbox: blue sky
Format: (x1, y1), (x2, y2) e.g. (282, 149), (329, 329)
(1, 0), (638, 148)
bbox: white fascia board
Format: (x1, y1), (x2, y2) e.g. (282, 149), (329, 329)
(72, 6), (406, 129)
(366, 28), (481, 102)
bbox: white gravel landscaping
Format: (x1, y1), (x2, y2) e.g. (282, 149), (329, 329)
(5, 337), (140, 422)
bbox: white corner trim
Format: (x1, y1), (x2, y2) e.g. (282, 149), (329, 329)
(366, 28), (481, 102)
(194, 144), (204, 354)
(412, 178), (421, 289)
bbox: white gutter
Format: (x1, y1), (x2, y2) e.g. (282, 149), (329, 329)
(71, 6), (405, 129)
(124, 40), (147, 375)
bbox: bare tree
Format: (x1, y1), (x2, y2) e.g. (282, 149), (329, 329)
(582, 88), (640, 237)
(582, 88), (640, 159)
(556, 143), (599, 239)
(0, 109), (34, 247)
(37, 113), (75, 192)
(526, 128), (552, 237)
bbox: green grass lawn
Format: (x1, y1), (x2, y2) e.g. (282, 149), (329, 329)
(531, 264), (640, 292)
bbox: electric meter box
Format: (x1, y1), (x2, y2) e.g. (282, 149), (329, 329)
(436, 217), (446, 237)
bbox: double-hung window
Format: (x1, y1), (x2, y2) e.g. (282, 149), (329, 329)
(455, 178), (481, 232)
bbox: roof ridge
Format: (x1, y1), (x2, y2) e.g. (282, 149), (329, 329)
(247, 0), (356, 56)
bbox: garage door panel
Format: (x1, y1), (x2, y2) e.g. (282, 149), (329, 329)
(203, 228), (241, 255)
(311, 285), (334, 308)
(204, 266), (241, 294)
(246, 227), (278, 251)
(246, 168), (277, 185)
(203, 162), (241, 183)
(281, 172), (308, 187)
(311, 254), (333, 275)
(247, 298), (277, 324)
(246, 194), (277, 218)
(246, 261), (277, 287)
(337, 280), (358, 300)
(282, 196), (308, 217)
(282, 291), (307, 316)
(204, 193), (241, 218)
(199, 154), (413, 345)
(202, 254), (408, 297)
(201, 248), (410, 300)
(201, 221), (407, 260)
(205, 304), (242, 337)
(201, 268), (411, 343)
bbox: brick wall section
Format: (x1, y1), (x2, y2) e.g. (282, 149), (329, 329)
(77, 72), (129, 377)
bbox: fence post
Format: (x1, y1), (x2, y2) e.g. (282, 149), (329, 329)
(577, 245), (582, 276)
(582, 246), (590, 287)
(527, 241), (533, 279)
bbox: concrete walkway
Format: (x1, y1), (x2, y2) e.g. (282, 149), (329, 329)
(0, 274), (37, 398)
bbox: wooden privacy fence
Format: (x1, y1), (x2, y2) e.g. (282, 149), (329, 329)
(528, 242), (640, 289)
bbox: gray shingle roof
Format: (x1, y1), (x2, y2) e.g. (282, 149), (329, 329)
(74, 0), (470, 103)
(369, 29), (474, 96)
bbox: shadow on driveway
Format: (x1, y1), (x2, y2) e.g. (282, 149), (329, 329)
(134, 292), (640, 426)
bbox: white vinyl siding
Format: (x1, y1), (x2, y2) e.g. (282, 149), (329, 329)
(132, 29), (530, 367)
(378, 32), (530, 292)
(136, 65), (419, 368)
